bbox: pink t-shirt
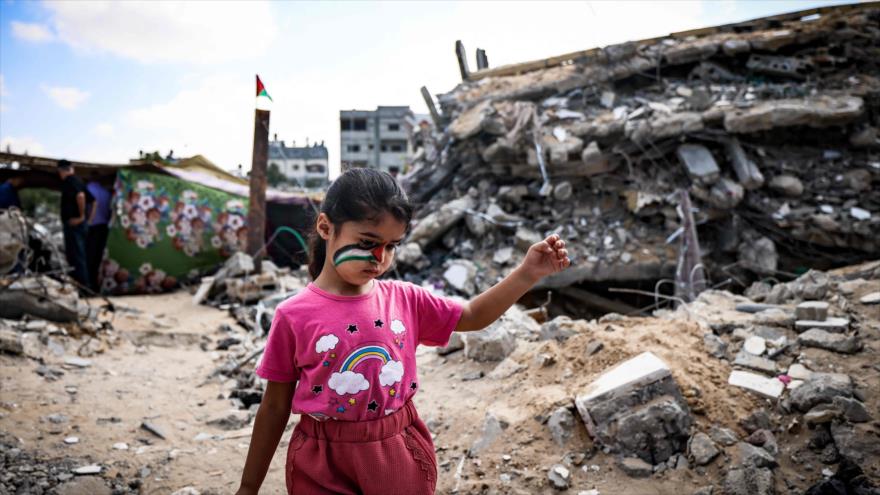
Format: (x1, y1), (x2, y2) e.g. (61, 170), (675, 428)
(255, 279), (463, 421)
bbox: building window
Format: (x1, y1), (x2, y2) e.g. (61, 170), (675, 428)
(368, 144), (374, 150)
(388, 123), (400, 131)
(347, 144), (361, 152)
(341, 118), (367, 131)
(307, 164), (325, 173)
(380, 144), (387, 152)
(293, 164), (300, 171)
(390, 143), (403, 152)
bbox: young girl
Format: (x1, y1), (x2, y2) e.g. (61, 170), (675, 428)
(236, 168), (570, 495)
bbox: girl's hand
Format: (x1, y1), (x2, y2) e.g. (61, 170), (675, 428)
(519, 234), (571, 283)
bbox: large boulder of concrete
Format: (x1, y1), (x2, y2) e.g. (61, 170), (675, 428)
(462, 326), (516, 362)
(574, 352), (693, 464)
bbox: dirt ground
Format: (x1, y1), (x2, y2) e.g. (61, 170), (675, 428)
(1, 276), (878, 494)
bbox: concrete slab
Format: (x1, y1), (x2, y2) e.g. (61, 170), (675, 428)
(795, 317), (849, 333)
(795, 301), (829, 321)
(728, 370), (784, 399)
(578, 351), (670, 403)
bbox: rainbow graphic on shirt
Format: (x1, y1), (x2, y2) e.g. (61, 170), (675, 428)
(338, 345), (392, 372)
(326, 343), (404, 397)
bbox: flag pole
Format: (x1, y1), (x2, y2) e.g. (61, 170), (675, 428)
(247, 75), (270, 257)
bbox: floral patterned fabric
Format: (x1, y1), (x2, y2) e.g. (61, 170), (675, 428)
(100, 169), (249, 294)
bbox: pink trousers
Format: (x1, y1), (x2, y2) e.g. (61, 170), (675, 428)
(286, 400), (437, 494)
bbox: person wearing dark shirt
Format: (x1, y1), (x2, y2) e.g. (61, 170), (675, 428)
(86, 180), (112, 292)
(0, 176), (24, 209)
(58, 160), (94, 289)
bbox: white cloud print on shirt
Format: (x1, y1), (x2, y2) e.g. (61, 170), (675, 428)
(326, 342), (406, 396)
(315, 334), (339, 353)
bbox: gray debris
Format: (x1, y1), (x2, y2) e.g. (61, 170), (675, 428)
(470, 412), (508, 455)
(710, 425), (739, 446)
(794, 317), (849, 334)
(860, 291), (880, 304)
(794, 301), (829, 321)
(723, 466), (774, 495)
(735, 442), (776, 468)
(797, 328), (861, 354)
(547, 407), (576, 446)
(688, 432), (720, 466)
(789, 373), (853, 412)
(677, 144), (720, 185)
(548, 464), (571, 490)
(703, 333), (728, 358)
(733, 351), (777, 375)
(436, 332), (464, 355)
(206, 409), (251, 430)
(831, 396), (872, 423)
(140, 421), (167, 440)
(617, 456), (653, 478)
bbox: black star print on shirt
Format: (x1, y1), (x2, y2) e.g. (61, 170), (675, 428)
(410, 381), (418, 390)
(312, 385), (323, 394)
(374, 319), (384, 328)
(367, 400), (379, 411)
(347, 324), (358, 334)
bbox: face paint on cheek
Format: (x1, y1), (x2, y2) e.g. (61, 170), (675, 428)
(332, 243), (378, 266)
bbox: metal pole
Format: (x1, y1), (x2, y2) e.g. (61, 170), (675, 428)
(247, 109), (270, 257)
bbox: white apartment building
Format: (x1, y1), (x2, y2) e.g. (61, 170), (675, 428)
(268, 135), (329, 189)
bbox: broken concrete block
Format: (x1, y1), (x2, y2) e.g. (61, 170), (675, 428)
(795, 301), (829, 321)
(723, 138), (764, 189)
(539, 315), (586, 342)
(724, 95), (863, 133)
(547, 464), (571, 489)
(677, 144), (720, 185)
(789, 372), (852, 412)
(728, 370), (783, 399)
(708, 177), (744, 209)
(395, 242), (423, 267)
(860, 292), (880, 305)
(733, 351), (776, 375)
(469, 411), (508, 455)
(797, 328), (861, 354)
(492, 246), (514, 266)
(768, 174), (804, 197)
(794, 317), (849, 334)
(408, 196), (476, 248)
(575, 352), (692, 464)
(443, 259), (477, 296)
(450, 100), (493, 140)
(710, 425), (739, 446)
(830, 423), (880, 465)
(462, 325), (516, 362)
(515, 227), (542, 251)
(703, 333), (727, 358)
(206, 409), (251, 430)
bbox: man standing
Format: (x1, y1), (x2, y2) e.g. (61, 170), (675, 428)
(86, 179), (111, 292)
(0, 176), (24, 209)
(58, 160), (93, 289)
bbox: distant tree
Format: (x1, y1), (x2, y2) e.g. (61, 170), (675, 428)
(267, 162), (287, 187)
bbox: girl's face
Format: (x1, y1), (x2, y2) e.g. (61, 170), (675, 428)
(320, 211), (407, 286)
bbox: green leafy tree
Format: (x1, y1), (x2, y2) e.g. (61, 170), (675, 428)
(266, 162), (287, 187)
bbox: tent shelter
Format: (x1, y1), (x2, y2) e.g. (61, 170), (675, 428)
(0, 151), (320, 294)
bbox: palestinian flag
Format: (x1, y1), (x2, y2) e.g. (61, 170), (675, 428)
(256, 75), (272, 101)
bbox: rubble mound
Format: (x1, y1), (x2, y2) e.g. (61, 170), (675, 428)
(401, 3), (880, 304)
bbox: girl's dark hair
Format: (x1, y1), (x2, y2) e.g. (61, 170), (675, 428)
(308, 168), (413, 280)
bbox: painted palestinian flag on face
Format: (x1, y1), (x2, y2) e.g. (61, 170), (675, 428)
(333, 244), (382, 266)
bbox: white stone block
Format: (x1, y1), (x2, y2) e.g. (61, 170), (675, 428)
(728, 370), (784, 399)
(579, 352), (670, 403)
(795, 317), (849, 333)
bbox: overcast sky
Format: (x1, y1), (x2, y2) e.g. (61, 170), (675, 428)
(0, 0), (854, 178)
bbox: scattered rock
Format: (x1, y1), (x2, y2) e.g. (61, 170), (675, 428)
(688, 432), (720, 466)
(830, 423), (880, 464)
(703, 333), (728, 358)
(617, 456), (653, 478)
(72, 464), (102, 475)
(740, 409), (772, 434)
(786, 363), (813, 380)
(140, 421), (167, 440)
(710, 425), (739, 446)
(794, 317), (849, 334)
(804, 403), (840, 426)
(470, 412), (508, 455)
(745, 429), (778, 457)
(860, 292), (880, 304)
(56, 477), (111, 495)
(462, 325), (516, 362)
(723, 465), (774, 495)
(547, 407), (575, 446)
(743, 336), (766, 356)
(585, 340), (604, 356)
(206, 409), (251, 430)
(548, 464), (571, 490)
(735, 442), (776, 468)
(768, 174), (803, 197)
(832, 396), (871, 423)
(436, 332), (464, 355)
(732, 352), (777, 375)
(63, 356), (92, 368)
(790, 373), (853, 412)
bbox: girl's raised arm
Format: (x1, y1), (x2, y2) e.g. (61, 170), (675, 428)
(455, 234), (570, 332)
(236, 380), (296, 495)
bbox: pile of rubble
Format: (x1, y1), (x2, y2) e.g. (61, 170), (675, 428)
(400, 4), (880, 304)
(422, 261), (879, 493)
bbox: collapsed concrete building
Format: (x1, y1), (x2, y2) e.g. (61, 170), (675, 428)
(400, 3), (880, 317)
